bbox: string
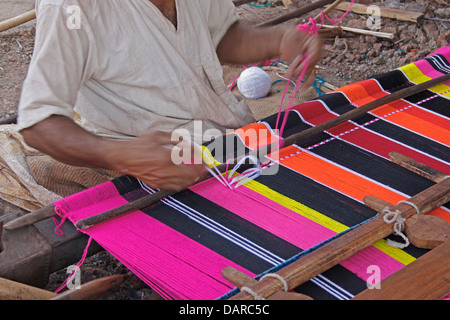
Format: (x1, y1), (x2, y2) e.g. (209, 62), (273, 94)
(54, 236), (93, 294)
(274, 0), (356, 142)
(219, 1), (357, 187)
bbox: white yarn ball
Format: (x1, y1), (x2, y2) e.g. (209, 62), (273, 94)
(237, 67), (272, 100)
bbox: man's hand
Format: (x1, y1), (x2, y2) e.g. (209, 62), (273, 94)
(21, 116), (205, 192)
(217, 21), (323, 88)
(279, 27), (323, 88)
(110, 131), (205, 191)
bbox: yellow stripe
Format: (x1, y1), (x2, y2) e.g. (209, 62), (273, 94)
(399, 63), (450, 97)
(243, 179), (414, 266)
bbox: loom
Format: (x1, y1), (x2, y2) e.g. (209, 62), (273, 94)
(2, 46), (449, 300)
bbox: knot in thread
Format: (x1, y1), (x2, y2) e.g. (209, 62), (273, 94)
(382, 206), (410, 249)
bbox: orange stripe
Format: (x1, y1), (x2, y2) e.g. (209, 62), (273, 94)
(277, 146), (449, 223)
(228, 123), (279, 150)
(371, 100), (450, 146)
(337, 80), (450, 145)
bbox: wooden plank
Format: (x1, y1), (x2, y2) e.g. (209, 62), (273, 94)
(353, 241), (450, 300)
(256, 0), (336, 27)
(331, 2), (424, 23)
(4, 205), (56, 231)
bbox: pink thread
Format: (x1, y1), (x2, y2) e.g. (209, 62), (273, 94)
(54, 236), (93, 294)
(52, 216), (67, 236)
(275, 0), (356, 138)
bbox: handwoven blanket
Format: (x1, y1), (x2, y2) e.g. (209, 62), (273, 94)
(54, 47), (450, 300)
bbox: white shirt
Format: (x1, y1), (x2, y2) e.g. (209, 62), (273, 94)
(18, 0), (255, 141)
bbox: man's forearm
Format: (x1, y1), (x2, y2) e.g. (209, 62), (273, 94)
(216, 21), (285, 65)
(20, 115), (117, 170)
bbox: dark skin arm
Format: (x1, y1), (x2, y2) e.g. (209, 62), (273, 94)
(217, 21), (322, 88)
(20, 115), (202, 191)
(21, 14), (323, 192)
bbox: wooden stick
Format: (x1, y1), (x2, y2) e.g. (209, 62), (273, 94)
(50, 275), (125, 300)
(389, 151), (448, 184)
(321, 24), (395, 39)
(0, 277), (56, 300)
(72, 73), (450, 230)
(310, 0), (344, 24)
(352, 240), (450, 300)
(256, 0), (336, 27)
(228, 177), (450, 300)
(4, 205), (56, 231)
(0, 9), (36, 33)
(282, 73), (450, 146)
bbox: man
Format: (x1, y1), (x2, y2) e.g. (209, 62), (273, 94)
(16, 0), (322, 198)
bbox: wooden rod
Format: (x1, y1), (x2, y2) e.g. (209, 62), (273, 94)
(256, 0), (336, 27)
(389, 151), (448, 184)
(0, 9), (36, 32)
(228, 178), (450, 300)
(4, 205), (56, 231)
(74, 73), (450, 230)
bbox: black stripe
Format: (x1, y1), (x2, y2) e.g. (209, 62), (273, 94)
(424, 54), (450, 74)
(256, 166), (377, 227)
(314, 92), (450, 162)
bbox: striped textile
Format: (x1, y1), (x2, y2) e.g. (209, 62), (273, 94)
(54, 47), (450, 300)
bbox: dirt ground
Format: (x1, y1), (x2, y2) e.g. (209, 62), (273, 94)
(0, 0), (449, 300)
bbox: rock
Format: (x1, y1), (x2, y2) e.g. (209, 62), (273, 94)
(435, 8), (450, 19)
(385, 0), (401, 9)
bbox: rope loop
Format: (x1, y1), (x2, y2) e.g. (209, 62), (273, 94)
(382, 206), (410, 249)
(239, 273), (289, 300)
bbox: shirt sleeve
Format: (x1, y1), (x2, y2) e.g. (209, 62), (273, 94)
(201, 0), (239, 49)
(17, 1), (92, 131)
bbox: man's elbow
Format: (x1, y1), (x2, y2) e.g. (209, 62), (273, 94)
(20, 125), (41, 150)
